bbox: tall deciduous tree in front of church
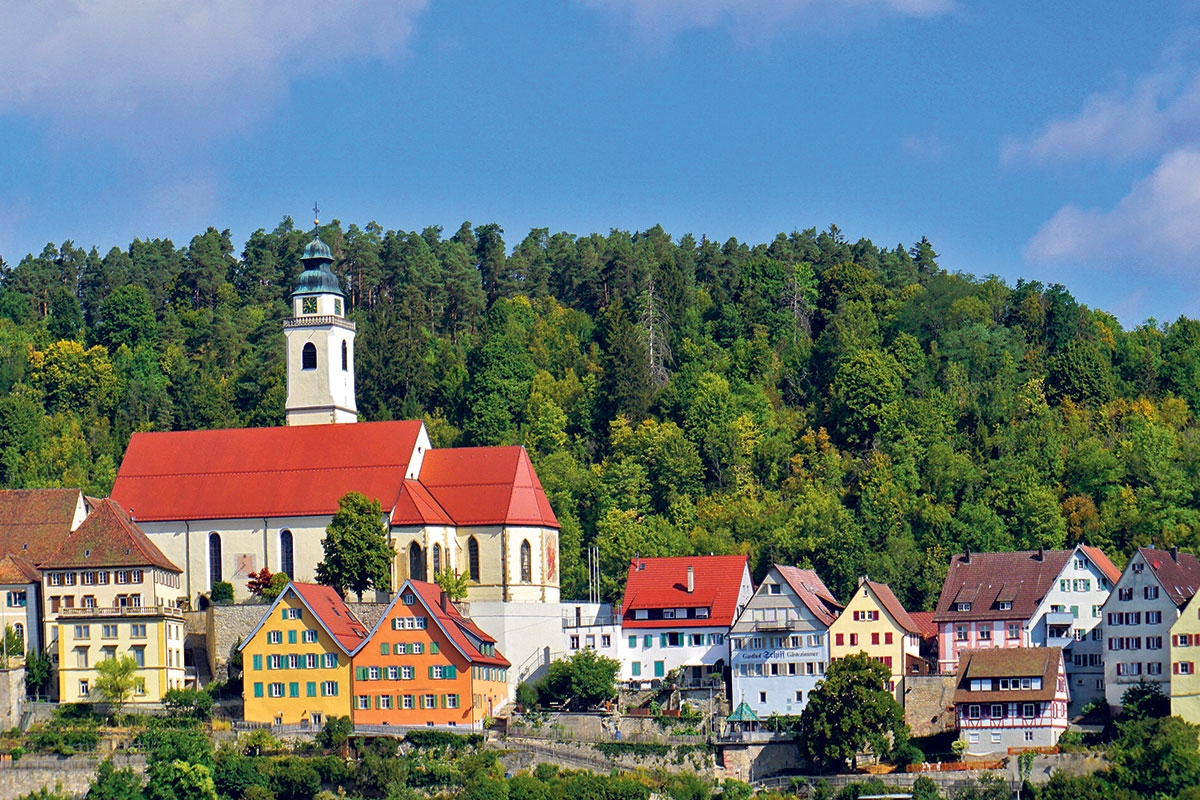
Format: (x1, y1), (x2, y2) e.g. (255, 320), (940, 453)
(316, 492), (393, 601)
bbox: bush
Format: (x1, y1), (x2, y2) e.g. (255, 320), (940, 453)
(210, 582), (234, 605)
(162, 687), (214, 720)
(317, 716), (353, 750)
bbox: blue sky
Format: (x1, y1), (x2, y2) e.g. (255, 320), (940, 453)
(3, 1), (1200, 327)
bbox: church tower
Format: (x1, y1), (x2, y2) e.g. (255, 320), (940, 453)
(284, 223), (357, 426)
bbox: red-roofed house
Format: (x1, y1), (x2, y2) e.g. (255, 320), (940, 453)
(352, 580), (510, 729)
(935, 544), (1121, 714)
(0, 489), (90, 654)
(45, 500), (187, 703)
(730, 565), (841, 717)
(239, 581), (369, 726)
(620, 556), (753, 687)
(829, 577), (923, 702)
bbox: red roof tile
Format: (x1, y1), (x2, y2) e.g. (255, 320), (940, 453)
(0, 555), (39, 585)
(413, 447), (559, 528)
(865, 580), (921, 635)
(41, 499), (179, 572)
(775, 566), (842, 626)
(111, 421), (425, 522)
(400, 580), (510, 667)
(908, 611), (938, 641)
(934, 550), (1073, 624)
(1080, 545), (1122, 585)
(0, 489), (85, 564)
(621, 555), (751, 628)
(291, 582), (369, 653)
(1139, 547), (1200, 607)
(390, 480), (454, 527)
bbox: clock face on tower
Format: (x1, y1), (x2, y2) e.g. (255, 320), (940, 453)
(302, 297), (317, 315)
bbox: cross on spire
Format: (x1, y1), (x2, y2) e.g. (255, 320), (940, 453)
(313, 202), (320, 229)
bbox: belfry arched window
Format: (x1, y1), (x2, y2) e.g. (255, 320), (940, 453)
(468, 537), (480, 582)
(520, 540), (532, 583)
(302, 343), (317, 370)
(280, 530), (294, 578)
(341, 340), (348, 371)
(409, 543), (426, 582)
(209, 533), (223, 587)
(432, 543), (442, 576)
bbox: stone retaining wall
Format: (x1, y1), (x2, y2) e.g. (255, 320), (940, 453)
(904, 674), (958, 737)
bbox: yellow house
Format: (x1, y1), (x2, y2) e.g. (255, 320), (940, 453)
(46, 500), (188, 703)
(240, 582), (367, 727)
(1170, 590), (1200, 723)
(828, 577), (923, 702)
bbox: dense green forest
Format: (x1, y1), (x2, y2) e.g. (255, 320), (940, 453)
(2, 220), (1199, 611)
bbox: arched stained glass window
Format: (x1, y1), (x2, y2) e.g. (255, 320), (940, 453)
(520, 540), (532, 583)
(468, 537), (480, 582)
(209, 533), (223, 587)
(280, 530), (294, 578)
(409, 543), (426, 582)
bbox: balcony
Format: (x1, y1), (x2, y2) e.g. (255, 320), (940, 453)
(283, 315), (355, 331)
(563, 615), (619, 629)
(1044, 611), (1075, 627)
(751, 619), (801, 632)
(56, 604), (185, 620)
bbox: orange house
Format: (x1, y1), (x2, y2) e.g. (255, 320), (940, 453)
(352, 579), (510, 730)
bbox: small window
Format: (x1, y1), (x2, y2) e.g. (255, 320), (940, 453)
(302, 342), (317, 370)
(468, 537), (480, 582)
(341, 340), (348, 371)
(520, 540), (532, 583)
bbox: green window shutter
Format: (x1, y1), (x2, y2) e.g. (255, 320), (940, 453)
(253, 682), (263, 698)
(1071, 606), (1079, 619)
(289, 682), (299, 698)
(266, 658), (273, 671)
(446, 665), (456, 679)
(253, 654), (262, 671)
(281, 610), (287, 620)
(440, 694), (446, 708)
(307, 682), (316, 697)
(321, 683), (327, 697)
(431, 642), (439, 654)
(660, 634), (667, 647)
(375, 695), (380, 709)
(356, 667), (367, 680)
(381, 642), (389, 656)
(288, 630), (297, 644)
(428, 666), (434, 679)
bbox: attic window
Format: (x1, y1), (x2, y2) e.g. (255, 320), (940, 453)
(84, 550), (91, 558)
(998, 602), (1012, 611)
(1133, 563), (1144, 573)
(768, 584), (782, 595)
(696, 608), (710, 619)
(634, 609), (648, 620)
(956, 602), (972, 612)
(663, 609), (675, 619)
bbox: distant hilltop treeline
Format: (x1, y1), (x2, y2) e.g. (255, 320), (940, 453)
(1, 220), (1198, 612)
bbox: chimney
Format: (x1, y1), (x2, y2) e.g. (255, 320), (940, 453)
(440, 590), (449, 614)
(1037, 547), (1044, 562)
(687, 566), (694, 594)
(963, 550), (970, 564)
(1172, 546), (1180, 561)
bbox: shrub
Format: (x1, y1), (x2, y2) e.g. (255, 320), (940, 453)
(210, 582), (234, 605)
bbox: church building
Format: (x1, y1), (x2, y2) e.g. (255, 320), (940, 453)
(109, 227), (562, 690)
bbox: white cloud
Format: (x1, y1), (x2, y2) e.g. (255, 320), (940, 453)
(579, 0), (955, 43)
(0, 1), (427, 144)
(1002, 46), (1200, 166)
(1024, 148), (1200, 270)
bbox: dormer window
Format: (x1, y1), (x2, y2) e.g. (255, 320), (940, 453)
(998, 601), (1012, 611)
(634, 609), (648, 620)
(663, 609), (676, 619)
(956, 602), (971, 612)
(696, 608), (710, 619)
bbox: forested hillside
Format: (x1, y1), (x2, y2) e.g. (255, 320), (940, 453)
(2, 220), (1198, 611)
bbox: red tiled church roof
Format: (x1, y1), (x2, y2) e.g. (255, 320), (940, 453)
(111, 423), (559, 530)
(405, 447), (559, 528)
(41, 499), (179, 572)
(112, 421), (425, 522)
(621, 555), (750, 628)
